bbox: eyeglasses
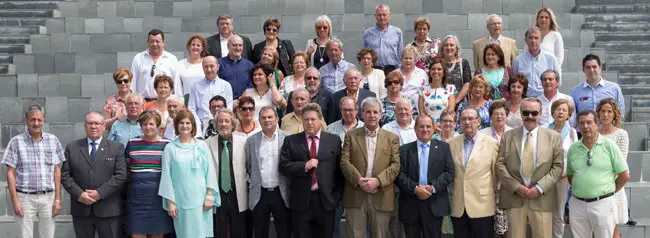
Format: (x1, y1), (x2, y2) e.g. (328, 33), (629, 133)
(386, 81), (401, 86)
(317, 25), (329, 30)
(150, 64), (156, 77)
(441, 120), (455, 124)
(85, 121), (103, 126)
(116, 79), (130, 84)
(587, 151), (593, 166)
(265, 27), (278, 33)
(522, 110), (539, 117)
(239, 106), (255, 112)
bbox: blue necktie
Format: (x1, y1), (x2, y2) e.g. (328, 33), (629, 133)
(419, 143), (429, 185)
(90, 141), (97, 161)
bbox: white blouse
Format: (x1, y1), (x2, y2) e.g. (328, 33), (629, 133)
(396, 67), (429, 103)
(178, 58), (205, 96)
(242, 88), (274, 122)
(362, 69), (388, 99)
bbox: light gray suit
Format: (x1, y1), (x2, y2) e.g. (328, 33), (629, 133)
(62, 138), (127, 238)
(246, 129), (290, 210)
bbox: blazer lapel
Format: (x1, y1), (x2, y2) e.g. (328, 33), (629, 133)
(299, 132), (311, 161)
(354, 130), (368, 163)
(466, 137), (484, 168)
(451, 137), (465, 171)
(91, 139), (109, 166)
(535, 130), (547, 168)
(79, 139), (91, 165)
(512, 128), (523, 161)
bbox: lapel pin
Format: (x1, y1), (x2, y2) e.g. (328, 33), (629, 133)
(100, 148), (104, 151)
(435, 146), (438, 149)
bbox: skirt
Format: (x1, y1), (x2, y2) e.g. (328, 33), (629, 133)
(174, 205), (214, 238)
(127, 172), (174, 234)
(613, 188), (629, 224)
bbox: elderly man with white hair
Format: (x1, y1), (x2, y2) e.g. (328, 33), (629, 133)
(331, 68), (376, 122)
(472, 14), (518, 69)
(163, 95), (203, 139)
(381, 97), (417, 146)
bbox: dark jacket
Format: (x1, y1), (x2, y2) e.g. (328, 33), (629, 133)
(206, 33), (254, 60)
(252, 38), (295, 76)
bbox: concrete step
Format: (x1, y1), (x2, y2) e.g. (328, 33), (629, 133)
(632, 95), (650, 108)
(576, 3), (650, 14)
(585, 14), (650, 23)
(621, 84), (650, 96)
(608, 64), (650, 74)
(583, 23), (650, 32)
(0, 37), (29, 45)
(0, 26), (45, 36)
(594, 41), (650, 53)
(0, 9), (60, 18)
(0, 54), (12, 64)
(596, 32), (650, 42)
(0, 45), (31, 54)
(607, 54), (650, 65)
(0, 1), (59, 10)
(618, 73), (650, 85)
(576, 0), (640, 5)
(0, 18), (47, 27)
(0, 64), (15, 75)
(631, 107), (650, 122)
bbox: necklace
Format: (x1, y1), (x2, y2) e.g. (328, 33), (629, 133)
(316, 41), (326, 63)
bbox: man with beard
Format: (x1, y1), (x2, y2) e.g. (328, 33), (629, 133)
(496, 97), (564, 238)
(2, 104), (65, 238)
(108, 92), (145, 146)
(131, 29), (182, 101)
(281, 87), (326, 134)
(205, 108), (249, 238)
(286, 67), (336, 124)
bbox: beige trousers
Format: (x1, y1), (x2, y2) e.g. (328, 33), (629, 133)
(569, 196), (616, 238)
(16, 192), (56, 238)
(345, 195), (392, 238)
(505, 199), (553, 238)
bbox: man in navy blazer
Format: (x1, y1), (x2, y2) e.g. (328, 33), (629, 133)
(206, 14), (253, 60)
(331, 68), (376, 122)
(395, 115), (454, 238)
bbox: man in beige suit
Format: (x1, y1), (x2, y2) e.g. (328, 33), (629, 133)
(341, 97), (401, 238)
(473, 14), (518, 69)
(449, 108), (500, 238)
(496, 97), (564, 238)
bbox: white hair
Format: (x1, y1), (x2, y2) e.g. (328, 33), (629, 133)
(376, 3), (390, 12)
(361, 97), (382, 113)
(486, 14), (502, 25)
(166, 95), (184, 105)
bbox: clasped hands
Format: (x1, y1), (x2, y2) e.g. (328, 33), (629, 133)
(516, 185), (542, 199)
(414, 185), (434, 200)
(357, 177), (380, 193)
(78, 189), (101, 205)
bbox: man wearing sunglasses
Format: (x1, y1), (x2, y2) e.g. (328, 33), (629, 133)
(496, 97), (564, 238)
(565, 110), (629, 238)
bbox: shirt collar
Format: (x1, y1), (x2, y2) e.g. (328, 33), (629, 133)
(306, 130), (321, 139)
(87, 137), (102, 145)
(263, 127), (279, 140)
(488, 35), (501, 43)
(417, 139), (431, 148)
(365, 126), (379, 137)
(523, 126), (539, 136)
(145, 49), (170, 58)
(582, 77), (606, 88)
(464, 132), (478, 143)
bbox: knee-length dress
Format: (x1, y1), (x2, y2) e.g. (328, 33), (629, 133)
(601, 129), (629, 224)
(125, 137), (174, 235)
(159, 139), (220, 238)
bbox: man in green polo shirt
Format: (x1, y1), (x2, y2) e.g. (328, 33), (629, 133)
(566, 110), (629, 238)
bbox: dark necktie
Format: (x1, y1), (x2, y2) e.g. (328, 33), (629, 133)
(90, 141), (97, 161)
(309, 136), (318, 190)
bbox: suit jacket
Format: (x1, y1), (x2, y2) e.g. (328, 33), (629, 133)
(496, 127), (563, 211)
(395, 139), (454, 222)
(472, 36), (518, 69)
(331, 89), (377, 122)
(340, 128), (401, 212)
(448, 133), (499, 218)
(279, 131), (343, 211)
(287, 88), (336, 124)
(206, 132), (249, 212)
(246, 129), (290, 210)
(252, 38), (296, 76)
(61, 138), (127, 217)
(206, 33), (254, 60)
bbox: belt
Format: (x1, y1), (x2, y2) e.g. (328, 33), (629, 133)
(263, 187), (278, 192)
(574, 192), (614, 203)
(17, 189), (53, 195)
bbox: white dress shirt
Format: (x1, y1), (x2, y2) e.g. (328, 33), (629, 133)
(130, 49), (182, 98)
(87, 137), (102, 155)
(365, 127), (379, 177)
(187, 77), (234, 122)
(381, 119), (416, 146)
(220, 37), (229, 58)
(259, 129), (281, 188)
(520, 127), (542, 192)
(537, 90), (576, 128)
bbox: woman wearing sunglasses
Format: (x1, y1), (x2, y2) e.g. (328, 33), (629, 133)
(252, 18), (295, 77)
(234, 96), (262, 138)
(103, 68), (133, 130)
(305, 15), (335, 69)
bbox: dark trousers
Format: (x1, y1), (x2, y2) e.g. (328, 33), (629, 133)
(332, 200), (343, 238)
(292, 191), (335, 238)
(252, 188), (290, 238)
(73, 215), (121, 238)
(214, 190), (249, 238)
(402, 201), (442, 238)
(451, 210), (495, 238)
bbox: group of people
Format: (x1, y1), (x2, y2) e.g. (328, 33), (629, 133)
(1, 3), (633, 238)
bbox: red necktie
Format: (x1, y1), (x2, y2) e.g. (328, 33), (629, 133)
(310, 136), (318, 190)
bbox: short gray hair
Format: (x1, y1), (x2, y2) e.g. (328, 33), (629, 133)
(376, 3), (390, 12)
(259, 105), (278, 118)
(486, 14), (502, 25)
(461, 107), (481, 119)
(25, 104), (45, 119)
(327, 37), (343, 49)
(442, 35), (462, 58)
(126, 92), (144, 105)
(520, 97), (542, 112)
(525, 26), (541, 38)
(361, 97), (382, 113)
(305, 67), (320, 78)
(339, 96), (357, 109)
(541, 69), (560, 82)
(166, 95), (184, 105)
(85, 111), (105, 123)
(301, 103), (324, 120)
(293, 87), (309, 99)
(217, 14), (232, 24)
(214, 108), (239, 132)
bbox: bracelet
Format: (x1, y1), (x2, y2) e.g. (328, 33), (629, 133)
(55, 200), (61, 204)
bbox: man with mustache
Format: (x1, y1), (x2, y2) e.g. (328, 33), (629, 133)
(286, 68), (336, 124)
(205, 108), (249, 238)
(496, 97), (564, 238)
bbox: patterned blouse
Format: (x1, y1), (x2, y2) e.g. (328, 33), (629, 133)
(409, 37), (441, 70)
(419, 84), (457, 122)
(455, 100), (493, 130)
(380, 96), (419, 126)
(102, 93), (128, 118)
(279, 75), (305, 100)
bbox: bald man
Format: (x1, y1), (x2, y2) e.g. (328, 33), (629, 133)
(188, 56), (234, 130)
(218, 35), (254, 99)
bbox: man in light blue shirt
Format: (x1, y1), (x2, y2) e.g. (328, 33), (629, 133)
(570, 54), (625, 117)
(319, 39), (355, 93)
(108, 92), (144, 146)
(513, 26), (561, 98)
(363, 4), (403, 74)
(188, 56), (234, 127)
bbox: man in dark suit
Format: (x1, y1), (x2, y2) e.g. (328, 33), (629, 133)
(396, 115), (454, 238)
(61, 112), (127, 238)
(206, 14), (253, 60)
(279, 103), (344, 238)
(287, 68), (336, 124)
(332, 68), (376, 122)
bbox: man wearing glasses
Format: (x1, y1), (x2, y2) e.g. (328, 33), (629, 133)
(130, 29), (182, 101)
(496, 97), (564, 238)
(286, 68), (336, 124)
(108, 93), (145, 146)
(566, 110), (629, 238)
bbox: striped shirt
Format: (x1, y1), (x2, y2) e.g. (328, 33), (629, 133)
(125, 138), (170, 173)
(1, 132), (65, 192)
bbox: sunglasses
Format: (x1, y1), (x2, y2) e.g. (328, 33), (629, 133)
(239, 106), (255, 112)
(116, 79), (130, 84)
(317, 25), (329, 30)
(386, 81), (401, 86)
(150, 64), (156, 77)
(522, 110), (539, 117)
(587, 151), (593, 166)
(265, 27), (278, 33)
